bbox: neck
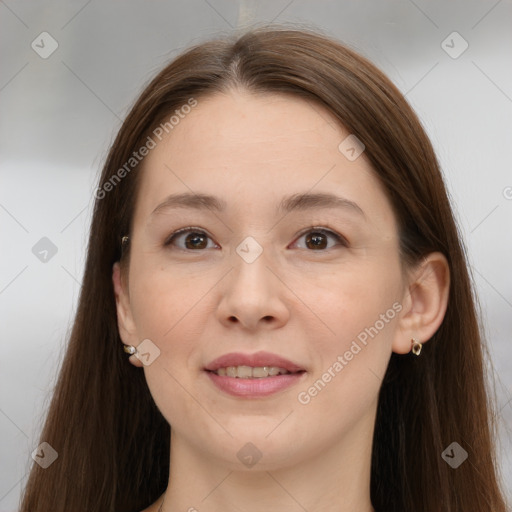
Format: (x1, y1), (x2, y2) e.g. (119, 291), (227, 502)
(160, 409), (377, 512)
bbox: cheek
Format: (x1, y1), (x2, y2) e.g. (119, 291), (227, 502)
(295, 280), (399, 436)
(298, 257), (401, 399)
(295, 257), (402, 344)
(128, 256), (210, 338)
(127, 267), (212, 419)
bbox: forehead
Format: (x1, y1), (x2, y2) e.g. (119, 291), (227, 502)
(157, 91), (347, 162)
(133, 90), (396, 231)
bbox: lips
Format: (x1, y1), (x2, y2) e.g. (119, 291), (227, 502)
(204, 351), (305, 373)
(204, 351), (307, 398)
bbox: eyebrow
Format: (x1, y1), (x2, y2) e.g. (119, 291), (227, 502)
(150, 191), (365, 218)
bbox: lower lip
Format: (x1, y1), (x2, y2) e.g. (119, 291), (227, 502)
(205, 370), (306, 398)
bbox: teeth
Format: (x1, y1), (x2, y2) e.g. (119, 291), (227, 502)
(213, 366), (291, 378)
(237, 365), (253, 378)
(252, 367), (269, 377)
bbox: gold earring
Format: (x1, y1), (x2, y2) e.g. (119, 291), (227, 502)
(411, 337), (422, 356)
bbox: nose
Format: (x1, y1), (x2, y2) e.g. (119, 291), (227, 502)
(215, 250), (291, 331)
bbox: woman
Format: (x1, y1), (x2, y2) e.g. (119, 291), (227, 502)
(19, 26), (509, 512)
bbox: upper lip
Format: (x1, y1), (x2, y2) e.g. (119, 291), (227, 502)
(204, 351), (305, 373)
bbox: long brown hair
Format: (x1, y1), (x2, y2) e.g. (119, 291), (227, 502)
(19, 25), (509, 512)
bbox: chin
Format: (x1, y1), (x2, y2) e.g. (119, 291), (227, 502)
(200, 424), (310, 470)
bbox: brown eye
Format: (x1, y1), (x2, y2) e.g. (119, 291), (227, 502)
(165, 228), (217, 251)
(306, 232), (328, 250)
(183, 232), (208, 249)
(164, 226), (347, 253)
(293, 228), (347, 251)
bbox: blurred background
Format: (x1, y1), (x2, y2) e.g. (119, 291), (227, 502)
(1, 0), (511, 509)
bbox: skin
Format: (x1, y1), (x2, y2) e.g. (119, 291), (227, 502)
(112, 90), (450, 512)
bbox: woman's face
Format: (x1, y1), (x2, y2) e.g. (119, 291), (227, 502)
(115, 90), (409, 469)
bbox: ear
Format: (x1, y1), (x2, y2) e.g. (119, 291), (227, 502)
(392, 252), (450, 354)
(112, 262), (143, 367)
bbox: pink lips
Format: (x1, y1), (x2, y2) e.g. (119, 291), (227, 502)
(204, 351), (306, 398)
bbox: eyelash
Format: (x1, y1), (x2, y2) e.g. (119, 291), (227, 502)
(163, 226), (348, 252)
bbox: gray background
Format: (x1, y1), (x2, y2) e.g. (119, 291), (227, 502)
(1, 1), (511, 509)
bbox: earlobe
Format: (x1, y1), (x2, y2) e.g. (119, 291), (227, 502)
(393, 252), (450, 354)
(112, 262), (143, 367)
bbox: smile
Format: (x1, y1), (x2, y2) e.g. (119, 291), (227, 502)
(210, 365), (303, 378)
